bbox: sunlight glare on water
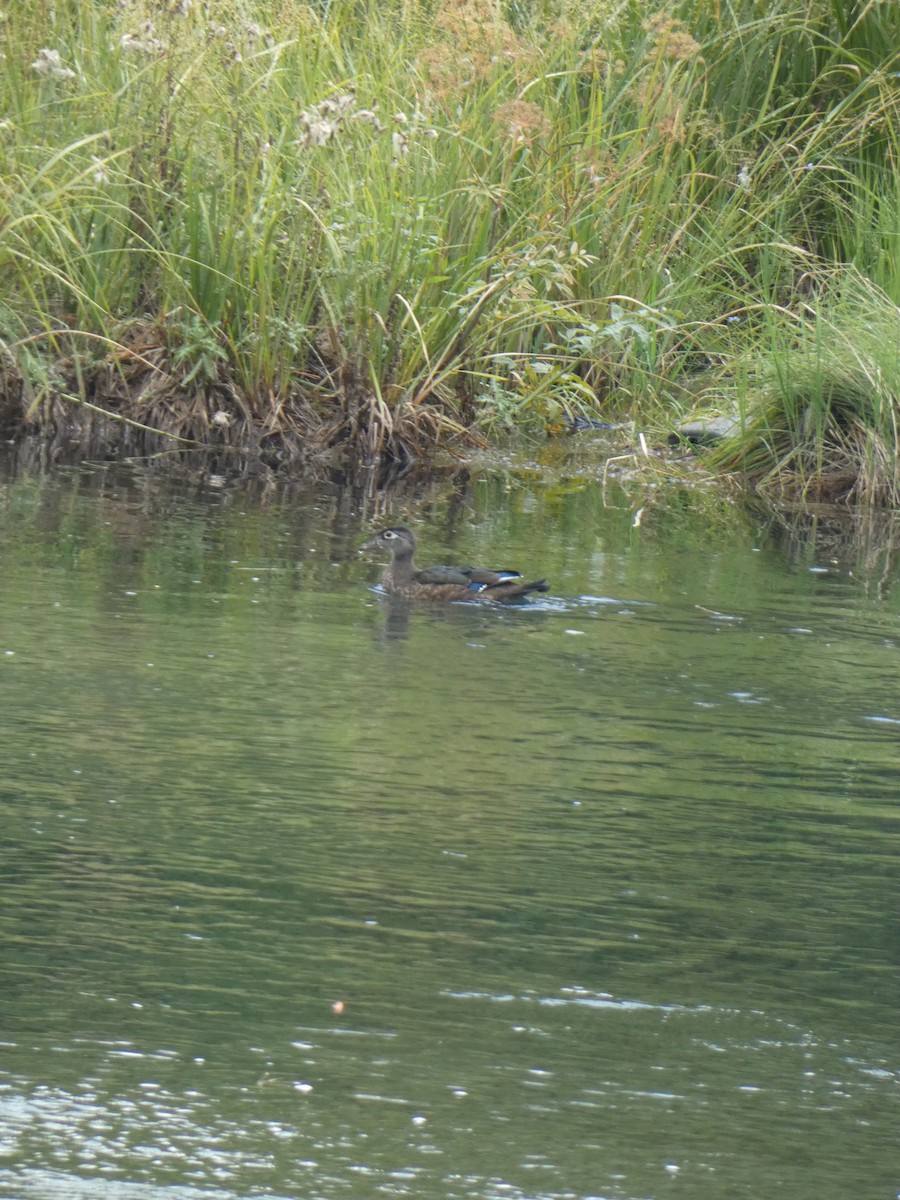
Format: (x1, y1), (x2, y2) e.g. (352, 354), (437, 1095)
(0, 460), (897, 1200)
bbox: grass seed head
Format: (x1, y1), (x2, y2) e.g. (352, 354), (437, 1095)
(32, 48), (76, 78)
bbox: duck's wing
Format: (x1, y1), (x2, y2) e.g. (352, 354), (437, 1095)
(487, 577), (549, 598)
(465, 567), (522, 586)
(414, 564), (525, 590)
(414, 565), (475, 585)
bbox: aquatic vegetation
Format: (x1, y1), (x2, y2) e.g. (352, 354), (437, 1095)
(0, 0), (897, 498)
(709, 273), (900, 504)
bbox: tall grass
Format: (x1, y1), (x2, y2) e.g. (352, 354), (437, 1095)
(708, 270), (900, 504)
(0, 0), (898, 491)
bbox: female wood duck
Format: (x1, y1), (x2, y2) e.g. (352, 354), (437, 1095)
(361, 526), (549, 602)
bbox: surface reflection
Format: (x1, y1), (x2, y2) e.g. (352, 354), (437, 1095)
(0, 458), (897, 1200)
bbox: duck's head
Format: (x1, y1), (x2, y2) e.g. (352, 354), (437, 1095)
(360, 526), (416, 556)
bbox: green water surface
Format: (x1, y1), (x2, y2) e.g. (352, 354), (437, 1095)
(0, 460), (897, 1200)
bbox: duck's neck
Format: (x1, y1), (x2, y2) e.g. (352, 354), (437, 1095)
(384, 545), (416, 587)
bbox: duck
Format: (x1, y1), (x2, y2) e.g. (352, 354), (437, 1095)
(360, 526), (549, 602)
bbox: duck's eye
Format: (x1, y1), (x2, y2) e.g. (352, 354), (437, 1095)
(382, 530), (398, 540)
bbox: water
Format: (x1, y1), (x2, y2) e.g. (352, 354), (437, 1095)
(0, 458), (897, 1200)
